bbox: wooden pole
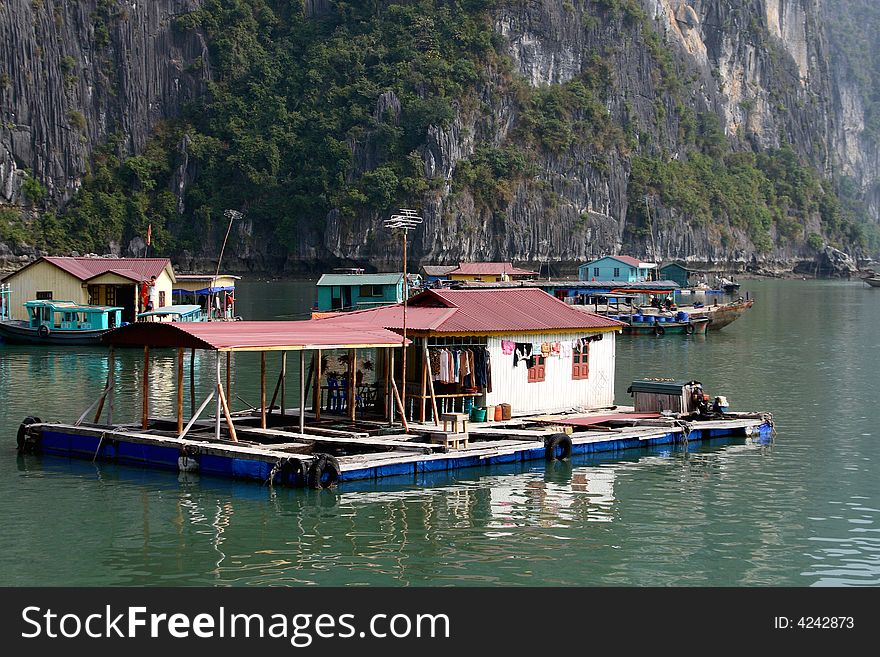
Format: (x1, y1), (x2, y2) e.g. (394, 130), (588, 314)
(423, 340), (440, 426)
(176, 348), (184, 434)
(313, 351), (322, 421)
(189, 348), (196, 417)
(178, 390), (215, 440)
(107, 347), (114, 425)
(269, 370), (283, 414)
(280, 351), (287, 417)
(215, 352), (221, 441)
(390, 376), (409, 433)
(348, 349), (356, 422)
(226, 351), (232, 405)
(141, 346), (149, 430)
(383, 347), (390, 420)
(420, 339), (427, 423)
(402, 234), (407, 422)
(388, 349), (394, 425)
(217, 383), (238, 442)
(95, 347), (114, 424)
(260, 352), (267, 429)
(299, 350), (306, 435)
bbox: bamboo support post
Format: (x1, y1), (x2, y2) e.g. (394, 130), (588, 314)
(280, 351), (287, 417)
(313, 350), (322, 421)
(299, 350), (306, 435)
(260, 352), (267, 429)
(420, 341), (428, 423)
(189, 348), (196, 417)
(176, 348), (184, 434)
(178, 391), (215, 440)
(269, 369), (283, 414)
(390, 376), (409, 433)
(423, 341), (440, 426)
(142, 346), (150, 430)
(217, 383), (238, 442)
(226, 351), (232, 404)
(387, 349), (394, 425)
(383, 348), (390, 420)
(348, 349), (356, 422)
(215, 353), (222, 441)
(94, 347), (114, 424)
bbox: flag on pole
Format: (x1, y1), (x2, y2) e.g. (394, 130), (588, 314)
(146, 223), (152, 247)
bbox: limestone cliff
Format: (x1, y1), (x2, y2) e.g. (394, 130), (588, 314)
(1, 0), (877, 274)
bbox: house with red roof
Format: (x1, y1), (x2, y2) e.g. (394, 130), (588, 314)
(318, 288), (624, 417)
(1, 256), (176, 323)
(578, 256), (657, 282)
(444, 262), (537, 282)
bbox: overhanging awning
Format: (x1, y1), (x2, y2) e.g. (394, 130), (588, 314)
(103, 321), (411, 352)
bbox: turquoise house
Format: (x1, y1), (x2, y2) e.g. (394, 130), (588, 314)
(578, 256), (656, 282)
(315, 273), (412, 312)
(658, 262), (691, 287)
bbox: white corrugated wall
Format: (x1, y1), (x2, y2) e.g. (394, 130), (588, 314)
(484, 331), (617, 414)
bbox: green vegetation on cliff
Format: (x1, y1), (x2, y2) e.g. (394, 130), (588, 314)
(6, 0), (874, 261)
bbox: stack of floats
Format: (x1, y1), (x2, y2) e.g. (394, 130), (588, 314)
(15, 292), (774, 489)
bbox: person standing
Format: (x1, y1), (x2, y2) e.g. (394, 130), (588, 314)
(147, 275), (159, 312)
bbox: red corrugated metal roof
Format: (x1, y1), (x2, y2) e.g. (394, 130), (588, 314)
(318, 288), (624, 334)
(448, 262), (537, 276)
(43, 257), (172, 282)
(103, 321), (410, 351)
(613, 256), (642, 267)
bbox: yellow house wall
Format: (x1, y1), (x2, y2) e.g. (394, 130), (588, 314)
(4, 261), (88, 320)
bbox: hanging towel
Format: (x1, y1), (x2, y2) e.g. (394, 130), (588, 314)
(513, 342), (532, 367)
(560, 341), (572, 359)
(550, 342), (561, 357)
(501, 340), (515, 355)
(540, 342), (552, 357)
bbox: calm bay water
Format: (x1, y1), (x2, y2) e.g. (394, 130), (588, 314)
(0, 278), (878, 586)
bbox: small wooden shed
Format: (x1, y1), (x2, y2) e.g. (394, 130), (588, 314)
(628, 380), (702, 414)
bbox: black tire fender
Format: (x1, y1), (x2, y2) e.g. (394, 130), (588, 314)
(278, 457), (304, 486)
(37, 324), (50, 338)
(307, 453), (340, 489)
(685, 323), (695, 335)
(544, 433), (572, 461)
(653, 324), (665, 336)
(16, 416), (42, 453)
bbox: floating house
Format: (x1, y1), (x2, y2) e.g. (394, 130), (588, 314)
(1, 257), (175, 323)
(319, 288), (625, 417)
(315, 272), (414, 312)
(419, 265), (458, 284)
(173, 274), (240, 319)
(658, 262), (692, 288)
(578, 256), (656, 282)
(445, 262), (537, 282)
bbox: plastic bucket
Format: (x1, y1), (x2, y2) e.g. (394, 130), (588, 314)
(471, 408), (487, 422)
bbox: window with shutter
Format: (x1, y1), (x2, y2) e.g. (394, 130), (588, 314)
(572, 344), (590, 380)
(527, 356), (546, 383)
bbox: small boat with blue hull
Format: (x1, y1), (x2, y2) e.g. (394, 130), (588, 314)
(615, 313), (710, 336)
(0, 300), (123, 345)
(136, 304), (205, 322)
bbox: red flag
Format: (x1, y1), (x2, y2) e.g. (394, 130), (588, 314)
(146, 224), (152, 246)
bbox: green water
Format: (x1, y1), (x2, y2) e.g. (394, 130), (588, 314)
(0, 278), (878, 586)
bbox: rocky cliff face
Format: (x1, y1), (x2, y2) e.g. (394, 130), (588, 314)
(1, 1), (877, 274)
(0, 0), (209, 206)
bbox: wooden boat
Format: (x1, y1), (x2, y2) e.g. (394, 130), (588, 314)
(136, 304), (206, 322)
(0, 300), (123, 345)
(864, 277), (880, 288)
(617, 315), (710, 336)
(676, 298), (755, 330)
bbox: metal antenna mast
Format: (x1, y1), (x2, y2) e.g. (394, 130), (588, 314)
(383, 208), (422, 425)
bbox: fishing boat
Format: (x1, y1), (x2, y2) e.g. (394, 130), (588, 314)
(615, 313), (711, 336)
(863, 277), (880, 288)
(0, 300), (123, 345)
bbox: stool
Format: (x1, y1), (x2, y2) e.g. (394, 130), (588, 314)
(430, 431), (469, 451)
(441, 412), (468, 434)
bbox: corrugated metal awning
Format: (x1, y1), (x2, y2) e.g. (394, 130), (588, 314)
(103, 321), (410, 352)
